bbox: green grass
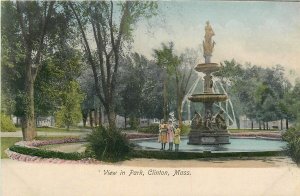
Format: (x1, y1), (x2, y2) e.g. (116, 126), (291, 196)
(36, 127), (91, 132)
(1, 136), (80, 159)
(1, 137), (22, 158)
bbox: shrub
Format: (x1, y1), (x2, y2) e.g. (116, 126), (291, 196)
(86, 126), (131, 162)
(9, 145), (86, 160)
(180, 124), (191, 135)
(1, 113), (17, 132)
(129, 116), (139, 129)
(282, 127), (300, 165)
(138, 123), (159, 134)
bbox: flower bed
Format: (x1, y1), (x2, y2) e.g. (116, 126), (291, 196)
(6, 133), (157, 164)
(15, 137), (85, 148)
(6, 137), (100, 164)
(230, 132), (282, 139)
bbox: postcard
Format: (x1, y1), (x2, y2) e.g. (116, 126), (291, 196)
(1, 1), (300, 195)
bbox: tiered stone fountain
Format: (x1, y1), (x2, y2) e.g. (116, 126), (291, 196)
(188, 21), (230, 145)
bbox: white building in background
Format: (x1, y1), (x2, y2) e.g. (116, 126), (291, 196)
(36, 116), (55, 127)
(12, 116), (55, 127)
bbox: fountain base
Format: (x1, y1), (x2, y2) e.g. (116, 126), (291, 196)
(188, 130), (230, 145)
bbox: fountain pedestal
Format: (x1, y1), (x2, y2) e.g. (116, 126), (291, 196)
(188, 21), (230, 145)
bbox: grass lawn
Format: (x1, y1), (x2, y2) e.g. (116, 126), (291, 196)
(1, 137), (22, 158)
(1, 136), (80, 159)
(36, 127), (91, 132)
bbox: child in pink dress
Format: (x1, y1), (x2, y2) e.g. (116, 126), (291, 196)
(167, 121), (174, 151)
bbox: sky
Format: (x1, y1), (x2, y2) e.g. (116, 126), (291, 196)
(132, 1), (300, 81)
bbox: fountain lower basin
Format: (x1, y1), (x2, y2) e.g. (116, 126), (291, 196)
(134, 138), (286, 152)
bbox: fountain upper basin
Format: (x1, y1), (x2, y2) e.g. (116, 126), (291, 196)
(188, 93), (228, 102)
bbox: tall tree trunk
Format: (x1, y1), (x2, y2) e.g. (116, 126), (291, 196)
(286, 118), (289, 130)
(89, 110), (94, 127)
(177, 100), (183, 128)
(82, 109), (88, 127)
(175, 71), (183, 128)
(105, 103), (116, 129)
(98, 107), (102, 127)
(263, 122), (266, 130)
(94, 108), (98, 127)
(163, 77), (168, 122)
(259, 121), (262, 130)
(107, 111), (116, 129)
(251, 121), (254, 130)
(280, 119), (283, 130)
(22, 75), (36, 141)
(266, 122), (269, 130)
(124, 113), (127, 128)
(83, 118), (87, 127)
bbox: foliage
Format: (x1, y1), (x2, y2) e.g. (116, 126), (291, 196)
(119, 53), (164, 122)
(35, 49), (83, 117)
(138, 124), (160, 134)
(36, 127), (90, 133)
(55, 81), (84, 129)
(282, 128), (300, 165)
(129, 116), (139, 129)
(280, 79), (300, 127)
(1, 137), (22, 158)
(1, 113), (17, 132)
(180, 124), (191, 136)
(215, 60), (292, 129)
(153, 42), (181, 121)
(69, 1), (158, 128)
(9, 145), (86, 160)
(2, 1), (80, 140)
(86, 126), (131, 162)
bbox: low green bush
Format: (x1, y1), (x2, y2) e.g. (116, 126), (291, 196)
(180, 124), (191, 135)
(86, 126), (131, 162)
(129, 116), (139, 129)
(282, 128), (300, 165)
(138, 124), (159, 134)
(1, 113), (17, 132)
(9, 145), (86, 160)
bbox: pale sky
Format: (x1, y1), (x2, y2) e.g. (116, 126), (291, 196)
(132, 1), (300, 80)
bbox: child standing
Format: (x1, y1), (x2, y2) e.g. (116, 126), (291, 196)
(159, 122), (167, 150)
(167, 121), (174, 151)
(174, 125), (181, 152)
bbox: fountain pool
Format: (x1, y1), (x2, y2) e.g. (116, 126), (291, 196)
(134, 138), (286, 153)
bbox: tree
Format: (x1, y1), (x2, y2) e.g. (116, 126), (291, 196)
(154, 42), (180, 122)
(118, 53), (163, 127)
(281, 78), (300, 129)
(55, 81), (84, 129)
(4, 1), (56, 140)
(34, 49), (83, 117)
(1, 2), (25, 117)
(69, 1), (157, 128)
(215, 60), (292, 130)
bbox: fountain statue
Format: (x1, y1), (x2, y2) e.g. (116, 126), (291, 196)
(188, 21), (230, 145)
